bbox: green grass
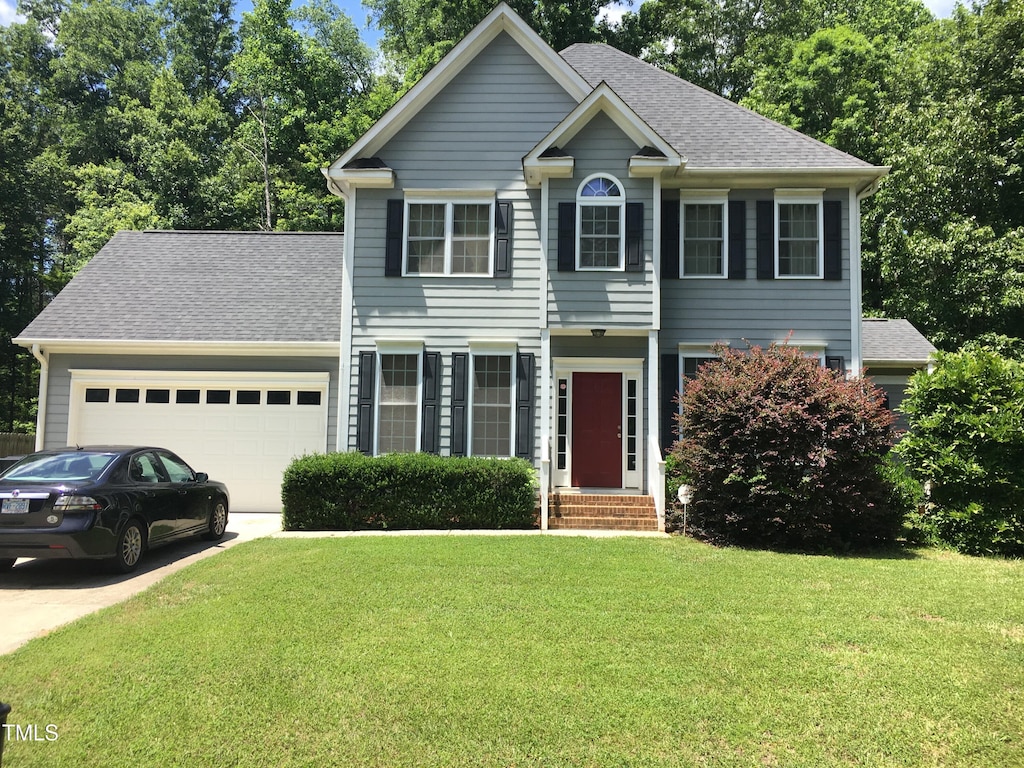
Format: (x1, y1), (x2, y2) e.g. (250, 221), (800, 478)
(1, 536), (1022, 767)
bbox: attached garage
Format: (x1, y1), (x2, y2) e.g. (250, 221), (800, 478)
(14, 230), (345, 514)
(67, 370), (330, 511)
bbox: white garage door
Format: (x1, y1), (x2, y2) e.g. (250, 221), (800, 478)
(68, 370), (330, 512)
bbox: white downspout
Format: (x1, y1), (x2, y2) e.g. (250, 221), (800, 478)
(326, 180), (356, 453)
(848, 186), (864, 377)
(30, 344), (48, 451)
(851, 177), (883, 378)
(539, 179), (551, 529)
(649, 177), (665, 530)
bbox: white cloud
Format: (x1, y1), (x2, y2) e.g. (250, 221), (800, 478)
(1, 0), (24, 26)
(923, 0), (958, 18)
(598, 1), (630, 27)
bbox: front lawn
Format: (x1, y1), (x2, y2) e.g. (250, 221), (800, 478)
(1, 536), (1021, 767)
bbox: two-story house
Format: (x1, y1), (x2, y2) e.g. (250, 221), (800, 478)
(15, 4), (934, 524)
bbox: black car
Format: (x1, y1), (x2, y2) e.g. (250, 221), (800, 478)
(0, 447), (229, 573)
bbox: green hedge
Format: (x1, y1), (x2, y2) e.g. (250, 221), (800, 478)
(281, 452), (539, 531)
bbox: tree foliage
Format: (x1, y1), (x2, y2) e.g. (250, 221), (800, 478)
(668, 343), (903, 552)
(0, 0), (392, 431)
(896, 347), (1024, 556)
(366, 0), (614, 71)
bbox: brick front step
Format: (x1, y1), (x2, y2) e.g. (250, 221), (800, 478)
(548, 494), (659, 532)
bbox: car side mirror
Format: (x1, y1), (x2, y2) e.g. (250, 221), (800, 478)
(194, 472), (208, 483)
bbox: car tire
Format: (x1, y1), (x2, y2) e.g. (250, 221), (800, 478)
(0, 558), (15, 572)
(202, 499), (228, 541)
(111, 520), (146, 574)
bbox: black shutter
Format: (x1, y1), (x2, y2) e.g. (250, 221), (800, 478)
(823, 200), (842, 281)
(450, 353), (469, 457)
(494, 200), (512, 278)
(756, 200), (774, 280)
(660, 353), (680, 453)
(515, 353), (535, 460)
(728, 200), (746, 279)
(356, 351), (376, 455)
(421, 351), (441, 454)
(661, 199), (680, 280)
(557, 202), (575, 272)
(825, 355), (845, 373)
(625, 202), (644, 272)
(385, 199), (403, 277)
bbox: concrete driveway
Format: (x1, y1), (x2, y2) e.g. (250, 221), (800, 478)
(0, 512), (281, 656)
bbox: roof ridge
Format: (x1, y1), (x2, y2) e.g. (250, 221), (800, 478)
(137, 229), (344, 236)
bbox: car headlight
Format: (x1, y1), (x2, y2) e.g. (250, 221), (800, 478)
(54, 495), (103, 511)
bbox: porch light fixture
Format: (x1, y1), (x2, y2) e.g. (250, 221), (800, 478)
(591, 329), (606, 338)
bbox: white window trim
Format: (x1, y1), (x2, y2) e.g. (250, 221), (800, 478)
(374, 350), (423, 456)
(676, 347), (722, 398)
(403, 197), (495, 277)
(679, 190), (729, 279)
(576, 173), (626, 272)
(468, 349), (516, 459)
(774, 189), (824, 280)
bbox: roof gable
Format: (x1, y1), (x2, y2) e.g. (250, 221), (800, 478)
(324, 2), (590, 187)
(523, 81), (682, 185)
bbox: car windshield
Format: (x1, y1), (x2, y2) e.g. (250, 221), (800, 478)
(0, 452), (118, 484)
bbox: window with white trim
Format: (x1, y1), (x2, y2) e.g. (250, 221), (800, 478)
(682, 354), (718, 381)
(377, 353), (420, 454)
(405, 200), (493, 276)
(470, 354), (513, 457)
(681, 192), (728, 277)
(577, 175), (625, 270)
(776, 191), (823, 278)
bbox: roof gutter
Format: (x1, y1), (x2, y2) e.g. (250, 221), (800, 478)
(321, 167), (349, 201)
(29, 343), (47, 451)
(13, 338), (341, 358)
(856, 174), (886, 200)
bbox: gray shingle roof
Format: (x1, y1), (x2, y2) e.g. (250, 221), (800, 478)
(18, 230), (344, 343)
(862, 318), (936, 365)
(559, 43), (876, 171)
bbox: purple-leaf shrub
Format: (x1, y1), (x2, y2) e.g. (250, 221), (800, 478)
(669, 342), (903, 552)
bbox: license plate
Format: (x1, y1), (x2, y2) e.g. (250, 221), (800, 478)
(1, 499), (30, 515)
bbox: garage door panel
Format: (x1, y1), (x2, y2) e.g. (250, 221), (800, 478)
(70, 373), (329, 512)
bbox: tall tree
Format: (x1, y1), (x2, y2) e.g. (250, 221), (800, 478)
(159, 0), (237, 100)
(0, 18), (62, 431)
(742, 25), (890, 163)
(605, 0), (930, 100)
(366, 0), (615, 73)
(862, 0), (1024, 349)
(224, 0), (375, 230)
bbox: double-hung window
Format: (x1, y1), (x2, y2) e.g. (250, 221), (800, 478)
(577, 175), (625, 270)
(470, 352), (513, 458)
(377, 351), (420, 454)
(775, 191), (823, 278)
(680, 191), (728, 277)
(405, 199), (493, 276)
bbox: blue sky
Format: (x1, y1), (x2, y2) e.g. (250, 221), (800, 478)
(0, 0), (961, 50)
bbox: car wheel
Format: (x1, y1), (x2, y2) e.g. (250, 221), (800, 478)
(203, 499), (228, 541)
(0, 558), (15, 572)
(111, 520), (145, 574)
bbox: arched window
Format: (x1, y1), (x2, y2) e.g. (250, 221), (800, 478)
(577, 174), (625, 269)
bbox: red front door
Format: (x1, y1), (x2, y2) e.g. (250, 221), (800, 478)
(571, 372), (622, 488)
